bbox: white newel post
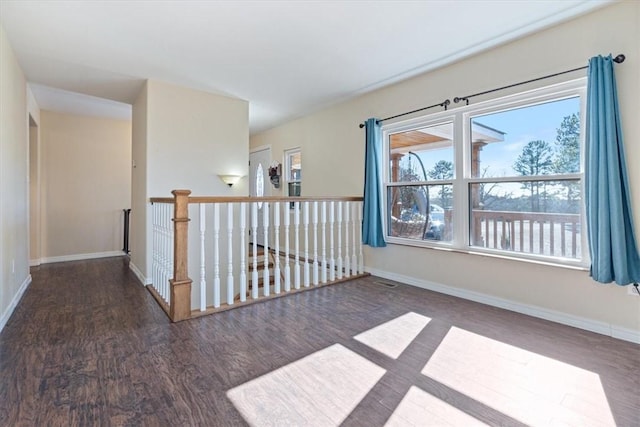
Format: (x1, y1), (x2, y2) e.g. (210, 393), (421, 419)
(199, 204), (206, 311)
(239, 202), (247, 302)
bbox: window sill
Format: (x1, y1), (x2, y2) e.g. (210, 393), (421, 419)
(385, 237), (589, 272)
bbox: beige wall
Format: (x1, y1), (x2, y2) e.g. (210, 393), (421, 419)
(251, 2), (640, 336)
(0, 25), (30, 328)
(27, 86), (41, 264)
(130, 80), (249, 282)
(29, 117), (39, 262)
(130, 82), (148, 280)
(39, 111), (131, 260)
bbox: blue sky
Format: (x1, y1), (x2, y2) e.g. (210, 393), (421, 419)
(407, 96), (580, 178)
(473, 96), (580, 177)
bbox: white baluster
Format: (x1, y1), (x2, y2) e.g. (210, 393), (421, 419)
(199, 204), (206, 311)
(274, 202), (281, 294)
(329, 201), (335, 281)
(284, 203), (291, 292)
(213, 204), (220, 308)
(152, 204), (157, 296)
(358, 201), (364, 274)
(157, 204), (162, 298)
(312, 201), (319, 285)
(160, 204), (166, 300)
(303, 201), (310, 288)
(239, 202), (247, 302)
(321, 201), (327, 283)
(165, 203), (172, 301)
(227, 203), (234, 305)
(344, 201), (350, 278)
(294, 201), (301, 289)
(351, 201), (358, 275)
(251, 202), (259, 299)
(337, 201), (343, 279)
(262, 202), (270, 297)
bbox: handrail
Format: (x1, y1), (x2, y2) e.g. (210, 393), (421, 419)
(472, 209), (579, 221)
(149, 190), (367, 322)
(150, 195), (364, 204)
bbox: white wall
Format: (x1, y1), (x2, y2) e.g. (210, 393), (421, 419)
(0, 25), (31, 330)
(251, 2), (640, 338)
(39, 111), (131, 261)
(130, 80), (249, 285)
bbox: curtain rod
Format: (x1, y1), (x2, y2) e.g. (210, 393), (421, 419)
(453, 53), (626, 105)
(358, 99), (450, 128)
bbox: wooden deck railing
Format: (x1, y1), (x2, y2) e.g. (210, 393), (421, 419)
(472, 210), (581, 258)
(149, 190), (367, 322)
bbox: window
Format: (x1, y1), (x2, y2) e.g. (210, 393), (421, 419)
(285, 148), (301, 198)
(387, 121), (455, 242)
(383, 79), (587, 266)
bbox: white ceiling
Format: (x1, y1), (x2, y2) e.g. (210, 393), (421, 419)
(1, 0), (612, 133)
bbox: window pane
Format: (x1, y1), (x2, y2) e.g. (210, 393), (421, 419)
(287, 151), (301, 181)
(389, 122), (454, 183)
(469, 181), (581, 259)
(388, 185), (453, 242)
(470, 97), (580, 178)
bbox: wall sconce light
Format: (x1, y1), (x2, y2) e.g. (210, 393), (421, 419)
(218, 175), (242, 187)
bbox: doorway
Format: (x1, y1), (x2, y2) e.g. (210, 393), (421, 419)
(28, 114), (40, 266)
(249, 147), (271, 246)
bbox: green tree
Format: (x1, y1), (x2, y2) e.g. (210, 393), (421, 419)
(513, 140), (553, 211)
(428, 160), (453, 207)
(396, 156), (424, 216)
(553, 113), (581, 212)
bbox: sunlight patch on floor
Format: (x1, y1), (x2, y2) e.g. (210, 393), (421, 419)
(422, 327), (616, 426)
(354, 312), (431, 359)
(385, 385), (489, 427)
(227, 344), (386, 426)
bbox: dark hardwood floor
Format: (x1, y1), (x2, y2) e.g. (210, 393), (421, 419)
(1, 257), (638, 426)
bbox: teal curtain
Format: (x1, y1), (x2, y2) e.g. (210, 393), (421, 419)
(362, 118), (387, 247)
(585, 55), (640, 285)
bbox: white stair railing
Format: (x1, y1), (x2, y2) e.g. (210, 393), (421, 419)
(149, 195), (365, 321)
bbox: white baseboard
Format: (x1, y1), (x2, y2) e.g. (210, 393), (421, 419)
(29, 258), (41, 267)
(611, 326), (640, 343)
(129, 261), (151, 285)
(0, 274), (32, 333)
(365, 267), (640, 345)
(40, 251), (123, 264)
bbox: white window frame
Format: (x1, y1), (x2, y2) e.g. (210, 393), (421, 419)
(382, 78), (589, 268)
(284, 147), (302, 197)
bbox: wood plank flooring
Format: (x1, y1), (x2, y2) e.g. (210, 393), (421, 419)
(1, 257), (639, 426)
